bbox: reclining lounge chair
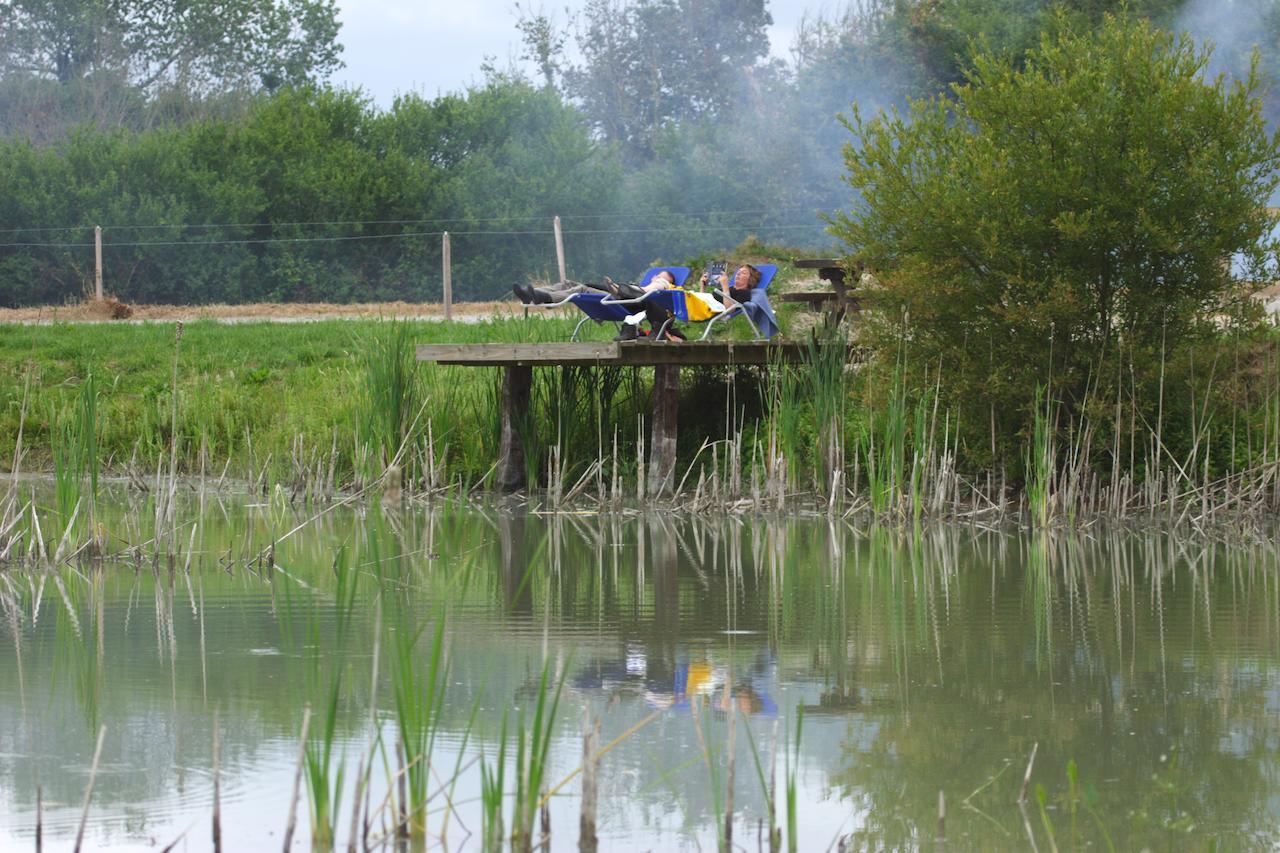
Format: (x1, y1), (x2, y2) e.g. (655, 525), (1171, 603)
(602, 263), (780, 341)
(549, 267), (691, 341)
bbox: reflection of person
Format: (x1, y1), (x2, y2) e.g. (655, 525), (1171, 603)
(571, 646), (778, 715)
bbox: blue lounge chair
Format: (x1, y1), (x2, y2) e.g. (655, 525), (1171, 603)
(602, 264), (780, 340)
(554, 267), (690, 341)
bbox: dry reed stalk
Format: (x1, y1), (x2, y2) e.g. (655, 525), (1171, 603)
(282, 705), (312, 852)
(724, 705), (736, 853)
(212, 715), (221, 853)
(73, 725), (106, 853)
(1017, 741), (1038, 805)
(397, 736), (409, 839)
(579, 708), (599, 853)
(346, 754), (365, 853)
(768, 720), (780, 853)
(936, 790), (946, 846)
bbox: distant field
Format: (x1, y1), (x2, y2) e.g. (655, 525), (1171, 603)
(0, 299), (521, 325)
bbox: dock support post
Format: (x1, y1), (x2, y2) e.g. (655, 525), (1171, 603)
(496, 365), (532, 492)
(647, 364), (679, 498)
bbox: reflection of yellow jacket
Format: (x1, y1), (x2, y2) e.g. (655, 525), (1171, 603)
(685, 661), (713, 696)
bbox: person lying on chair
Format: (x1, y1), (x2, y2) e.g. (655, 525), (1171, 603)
(699, 263), (780, 339)
(512, 271), (678, 305)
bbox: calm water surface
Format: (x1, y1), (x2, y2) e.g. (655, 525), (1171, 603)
(1, 491), (1278, 850)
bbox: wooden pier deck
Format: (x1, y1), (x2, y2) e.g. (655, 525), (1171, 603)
(415, 340), (831, 367)
(417, 341), (852, 496)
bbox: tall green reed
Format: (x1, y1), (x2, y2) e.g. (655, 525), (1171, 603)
(359, 321), (425, 488)
(388, 614), (450, 838)
(783, 706), (803, 853)
(277, 546), (362, 849)
(52, 371), (100, 543)
(480, 712), (509, 853)
(1027, 385), (1055, 528)
(512, 657), (567, 852)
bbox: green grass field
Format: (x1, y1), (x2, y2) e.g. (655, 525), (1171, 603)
(0, 309), (808, 493)
(0, 317), (567, 483)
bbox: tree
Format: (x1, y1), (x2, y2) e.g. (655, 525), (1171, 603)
(0, 0), (342, 92)
(557, 0), (773, 160)
(830, 12), (1280, 468)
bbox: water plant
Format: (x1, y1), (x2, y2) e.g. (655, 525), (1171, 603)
(512, 657), (566, 852)
(358, 320), (425, 489)
(388, 614), (450, 838)
(51, 370), (100, 547)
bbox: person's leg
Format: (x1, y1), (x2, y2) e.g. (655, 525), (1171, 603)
(516, 281), (586, 304)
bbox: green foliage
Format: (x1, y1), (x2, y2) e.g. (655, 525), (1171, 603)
(832, 12), (1280, 474)
(554, 0), (773, 161)
(0, 0), (341, 92)
(0, 80), (624, 305)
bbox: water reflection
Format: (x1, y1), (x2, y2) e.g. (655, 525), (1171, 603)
(0, 490), (1277, 849)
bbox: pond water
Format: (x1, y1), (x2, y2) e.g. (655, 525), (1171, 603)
(1, 490), (1278, 850)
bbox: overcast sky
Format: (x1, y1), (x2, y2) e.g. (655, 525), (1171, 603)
(331, 0), (817, 107)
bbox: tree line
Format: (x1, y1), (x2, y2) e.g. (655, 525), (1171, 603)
(0, 0), (1277, 308)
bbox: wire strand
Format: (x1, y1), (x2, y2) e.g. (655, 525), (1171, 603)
(0, 221), (827, 249)
(0, 204), (828, 236)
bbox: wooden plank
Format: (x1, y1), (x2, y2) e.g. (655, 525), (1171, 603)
(417, 342), (619, 365)
(418, 341), (857, 367)
(614, 342), (846, 366)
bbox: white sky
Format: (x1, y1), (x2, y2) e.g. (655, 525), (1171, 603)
(331, 0), (817, 107)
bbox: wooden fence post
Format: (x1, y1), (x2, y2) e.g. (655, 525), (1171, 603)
(554, 215), (566, 285)
(442, 231), (452, 320)
(94, 226), (103, 301)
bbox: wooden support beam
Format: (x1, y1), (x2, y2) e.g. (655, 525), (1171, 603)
(496, 365), (532, 492)
(647, 364), (679, 497)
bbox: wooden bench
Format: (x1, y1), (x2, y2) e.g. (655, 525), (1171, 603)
(790, 258), (859, 322)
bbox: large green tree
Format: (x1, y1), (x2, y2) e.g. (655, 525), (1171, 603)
(541, 0), (775, 161)
(0, 0), (342, 91)
(831, 12), (1280, 468)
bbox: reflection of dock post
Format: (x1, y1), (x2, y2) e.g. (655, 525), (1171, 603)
(497, 508), (533, 614)
(496, 365), (533, 491)
(647, 364), (679, 497)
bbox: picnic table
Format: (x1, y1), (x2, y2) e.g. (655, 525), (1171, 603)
(778, 258), (859, 321)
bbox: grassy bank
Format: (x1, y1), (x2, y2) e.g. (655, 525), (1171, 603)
(0, 313), (806, 499)
(1, 316), (565, 490)
(4, 313), (1280, 527)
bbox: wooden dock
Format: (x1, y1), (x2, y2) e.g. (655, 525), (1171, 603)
(417, 341), (853, 496)
(415, 340), (830, 367)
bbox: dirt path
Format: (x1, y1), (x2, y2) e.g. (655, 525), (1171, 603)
(0, 299), (536, 325)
